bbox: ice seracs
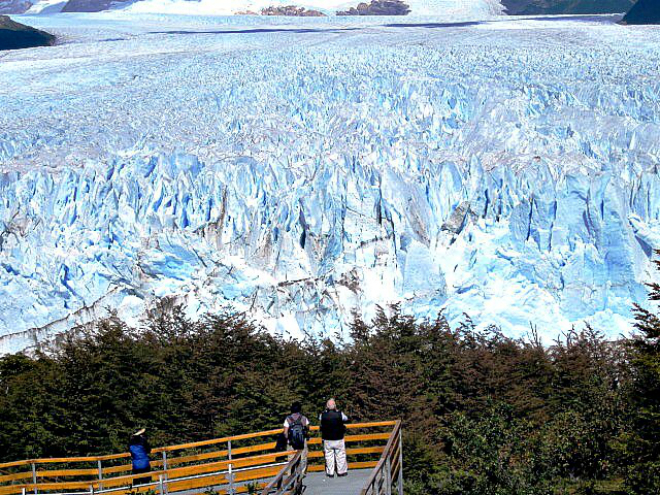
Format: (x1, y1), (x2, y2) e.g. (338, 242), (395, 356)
(0, 13), (659, 353)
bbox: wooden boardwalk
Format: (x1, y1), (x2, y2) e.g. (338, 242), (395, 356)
(303, 469), (371, 495)
(0, 422), (401, 495)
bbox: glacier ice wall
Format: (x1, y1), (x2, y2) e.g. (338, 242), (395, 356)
(1, 14), (659, 352)
(123, 0), (504, 18)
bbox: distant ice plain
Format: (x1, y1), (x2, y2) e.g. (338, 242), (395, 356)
(1, 12), (659, 352)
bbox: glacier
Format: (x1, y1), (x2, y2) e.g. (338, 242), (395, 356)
(11, 0), (506, 18)
(1, 13), (659, 353)
(123, 0), (504, 18)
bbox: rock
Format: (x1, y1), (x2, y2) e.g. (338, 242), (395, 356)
(622, 0), (660, 24)
(0, 15), (55, 50)
(0, 0), (33, 14)
(260, 5), (326, 16)
(441, 202), (471, 235)
(337, 0), (410, 15)
(61, 0), (131, 12)
(501, 0), (634, 15)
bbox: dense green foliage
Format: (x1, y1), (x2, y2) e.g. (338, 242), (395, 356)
(624, 256), (660, 495)
(1, 258), (660, 494)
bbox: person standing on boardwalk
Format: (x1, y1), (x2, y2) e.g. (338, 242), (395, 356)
(129, 428), (152, 486)
(284, 401), (310, 472)
(319, 398), (350, 478)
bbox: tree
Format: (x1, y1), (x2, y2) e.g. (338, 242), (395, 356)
(625, 251), (660, 494)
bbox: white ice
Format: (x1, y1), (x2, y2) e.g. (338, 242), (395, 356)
(124, 0), (503, 18)
(0, 12), (659, 353)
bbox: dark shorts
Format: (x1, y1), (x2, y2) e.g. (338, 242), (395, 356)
(132, 466), (151, 486)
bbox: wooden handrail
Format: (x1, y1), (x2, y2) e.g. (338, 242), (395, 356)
(360, 420), (403, 495)
(0, 421), (398, 495)
(22, 452), (294, 491)
(259, 451), (301, 495)
(0, 421), (398, 470)
(157, 428), (283, 453)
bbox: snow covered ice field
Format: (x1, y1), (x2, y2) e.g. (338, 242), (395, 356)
(1, 12), (660, 352)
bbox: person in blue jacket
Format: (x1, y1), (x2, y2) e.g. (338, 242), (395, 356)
(129, 429), (152, 486)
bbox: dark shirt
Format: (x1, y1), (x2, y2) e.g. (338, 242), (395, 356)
(319, 410), (349, 441)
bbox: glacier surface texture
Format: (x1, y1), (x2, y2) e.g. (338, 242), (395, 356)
(1, 13), (660, 352)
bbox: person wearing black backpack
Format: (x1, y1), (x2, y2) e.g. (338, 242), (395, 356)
(283, 401), (310, 472)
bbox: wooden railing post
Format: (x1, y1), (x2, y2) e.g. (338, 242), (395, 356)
(385, 457), (392, 495)
(158, 474), (164, 495)
(227, 439), (234, 495)
(30, 462), (37, 495)
(227, 463), (234, 495)
(295, 455), (304, 495)
(161, 451), (168, 494)
(97, 460), (103, 490)
(397, 428), (404, 495)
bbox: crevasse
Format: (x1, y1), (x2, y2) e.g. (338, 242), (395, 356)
(1, 16), (659, 352)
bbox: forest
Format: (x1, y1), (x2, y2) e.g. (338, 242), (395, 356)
(1, 259), (659, 495)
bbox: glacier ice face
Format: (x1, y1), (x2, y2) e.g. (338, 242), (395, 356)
(123, 0), (504, 18)
(0, 13), (659, 353)
(6, 0), (505, 17)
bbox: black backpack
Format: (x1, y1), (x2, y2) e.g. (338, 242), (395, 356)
(287, 415), (307, 450)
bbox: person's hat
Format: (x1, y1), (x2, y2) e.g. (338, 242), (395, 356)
(134, 428), (146, 436)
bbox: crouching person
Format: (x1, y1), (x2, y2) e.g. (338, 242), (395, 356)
(320, 398), (349, 477)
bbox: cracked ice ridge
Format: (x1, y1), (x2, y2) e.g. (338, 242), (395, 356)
(0, 13), (659, 352)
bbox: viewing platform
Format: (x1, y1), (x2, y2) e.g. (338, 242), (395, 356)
(0, 421), (403, 495)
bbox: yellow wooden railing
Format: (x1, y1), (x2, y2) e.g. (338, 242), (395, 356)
(0, 421), (398, 495)
(259, 451), (304, 495)
(360, 420), (403, 495)
(262, 420), (403, 495)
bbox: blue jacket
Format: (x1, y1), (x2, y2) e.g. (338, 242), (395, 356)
(130, 442), (151, 471)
